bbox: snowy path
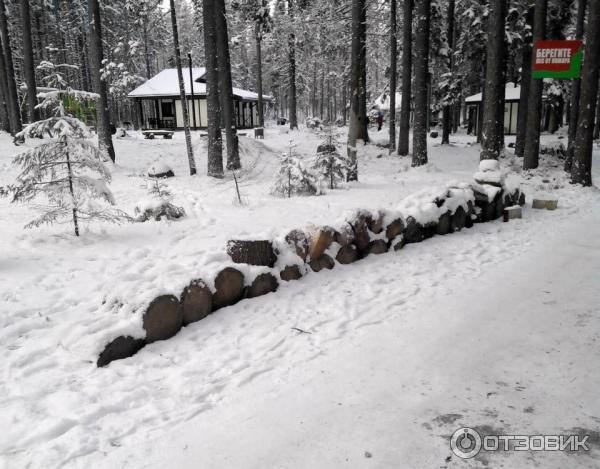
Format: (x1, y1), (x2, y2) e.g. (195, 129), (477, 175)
(86, 200), (600, 469)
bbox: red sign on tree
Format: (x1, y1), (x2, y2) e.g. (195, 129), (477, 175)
(532, 40), (584, 79)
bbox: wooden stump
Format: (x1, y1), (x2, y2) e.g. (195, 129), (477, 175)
(451, 206), (467, 231)
(285, 229), (309, 261)
(503, 206), (522, 222)
(309, 227), (335, 260)
(336, 245), (359, 264)
(366, 239), (389, 255)
(143, 295), (183, 344)
(385, 218), (404, 242)
(280, 265), (302, 281)
(97, 335), (145, 367)
(246, 273), (279, 298)
(212, 267), (245, 310)
(227, 240), (277, 267)
(309, 254), (335, 272)
(180, 279), (212, 326)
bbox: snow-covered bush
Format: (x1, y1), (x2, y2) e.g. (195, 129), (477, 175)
(134, 178), (186, 222)
(271, 148), (317, 198)
(305, 117), (322, 130)
(2, 117), (130, 236)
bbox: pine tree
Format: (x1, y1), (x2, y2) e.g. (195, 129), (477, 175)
(0, 0), (22, 134)
(412, 0), (430, 167)
(313, 125), (349, 190)
(571, 0), (600, 186)
(272, 142), (317, 197)
(134, 176), (186, 222)
(4, 117), (128, 236)
(389, 0), (398, 152)
(398, 0), (412, 156)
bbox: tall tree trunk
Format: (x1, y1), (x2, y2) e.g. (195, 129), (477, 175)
(312, 61), (317, 117)
(398, 0), (412, 155)
(169, 0), (196, 175)
(565, 0), (587, 171)
(203, 0), (223, 178)
(412, 0), (430, 167)
(0, 34), (10, 132)
(357, 0), (369, 143)
(20, 0), (38, 124)
(255, 23), (264, 128)
(288, 0), (298, 130)
(87, 0), (115, 162)
(594, 79), (600, 140)
(347, 0), (363, 181)
(480, 0), (507, 160)
(389, 0), (397, 152)
(523, 0), (547, 170)
(214, 0), (240, 169)
(0, 0), (21, 134)
(572, 0), (600, 186)
(441, 0), (455, 145)
(515, 4), (534, 158)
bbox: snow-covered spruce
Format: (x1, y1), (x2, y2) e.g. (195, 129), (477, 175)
(271, 151), (317, 198)
(134, 178), (186, 222)
(311, 126), (350, 190)
(2, 117), (129, 236)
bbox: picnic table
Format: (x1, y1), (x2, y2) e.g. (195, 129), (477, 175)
(143, 130), (174, 140)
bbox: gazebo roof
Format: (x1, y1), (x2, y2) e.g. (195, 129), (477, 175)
(128, 68), (271, 102)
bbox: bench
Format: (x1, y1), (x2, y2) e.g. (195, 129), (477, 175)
(143, 130), (174, 140)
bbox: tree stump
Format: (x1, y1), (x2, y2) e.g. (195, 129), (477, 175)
(180, 279), (212, 326)
(143, 295), (183, 344)
(246, 273), (279, 298)
(336, 244), (359, 264)
(385, 218), (404, 241)
(280, 265), (302, 281)
(212, 267), (245, 310)
(503, 206), (522, 222)
(309, 254), (335, 272)
(227, 240), (277, 267)
(97, 335), (145, 367)
(367, 239), (389, 255)
(285, 229), (309, 261)
(451, 206), (467, 231)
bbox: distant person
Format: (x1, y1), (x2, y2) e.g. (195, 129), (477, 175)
(377, 110), (384, 131)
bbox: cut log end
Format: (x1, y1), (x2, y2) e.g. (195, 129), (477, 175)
(212, 267), (245, 310)
(143, 295), (183, 344)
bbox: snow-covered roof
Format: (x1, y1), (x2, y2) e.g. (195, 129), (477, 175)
(373, 91), (402, 112)
(128, 68), (271, 101)
(465, 84), (522, 103)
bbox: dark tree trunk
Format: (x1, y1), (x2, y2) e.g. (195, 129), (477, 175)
(572, 0), (600, 186)
(203, 0), (223, 177)
(480, 0), (507, 160)
(594, 79), (600, 140)
(312, 61), (317, 117)
(170, 0), (196, 176)
(389, 0), (397, 152)
(0, 34), (10, 132)
(255, 23), (264, 128)
(215, 0), (240, 169)
(515, 4), (535, 158)
(412, 0), (430, 167)
(441, 0), (455, 145)
(288, 0), (298, 130)
(0, 0), (21, 134)
(87, 0), (115, 162)
(357, 0), (369, 143)
(523, 0), (547, 170)
(347, 0), (364, 181)
(398, 0), (412, 155)
(565, 0), (587, 171)
(20, 0), (38, 124)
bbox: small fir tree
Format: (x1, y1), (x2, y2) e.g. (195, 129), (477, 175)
(134, 176), (186, 221)
(271, 141), (317, 197)
(4, 117), (129, 236)
(312, 125), (350, 190)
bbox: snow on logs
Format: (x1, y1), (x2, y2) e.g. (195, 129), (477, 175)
(97, 175), (526, 367)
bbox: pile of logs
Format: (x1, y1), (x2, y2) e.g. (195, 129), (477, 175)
(97, 182), (526, 368)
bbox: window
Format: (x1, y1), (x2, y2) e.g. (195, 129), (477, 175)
(161, 101), (174, 118)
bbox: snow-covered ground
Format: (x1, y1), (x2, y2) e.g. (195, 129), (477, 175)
(1, 124), (599, 468)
